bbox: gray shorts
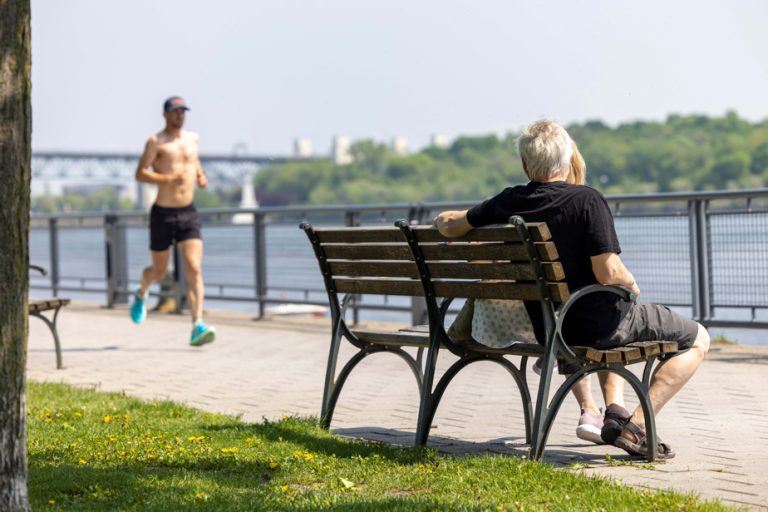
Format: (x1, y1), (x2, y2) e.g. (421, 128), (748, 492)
(558, 302), (699, 374)
(591, 302), (700, 356)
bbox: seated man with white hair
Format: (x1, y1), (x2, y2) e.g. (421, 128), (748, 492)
(434, 119), (709, 459)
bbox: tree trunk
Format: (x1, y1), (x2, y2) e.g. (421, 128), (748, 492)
(0, 0), (32, 510)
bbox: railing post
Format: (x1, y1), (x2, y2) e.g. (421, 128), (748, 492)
(48, 218), (60, 297)
(699, 200), (713, 321)
(104, 214), (129, 307)
(253, 212), (267, 318)
(688, 200), (702, 322)
(691, 200), (713, 323)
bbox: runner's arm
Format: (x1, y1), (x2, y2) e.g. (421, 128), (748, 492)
(196, 160), (208, 189)
(135, 137), (181, 184)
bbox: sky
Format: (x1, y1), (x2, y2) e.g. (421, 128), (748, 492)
(30, 0), (768, 156)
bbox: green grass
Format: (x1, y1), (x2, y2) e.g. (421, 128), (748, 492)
(28, 382), (732, 511)
(711, 334), (738, 345)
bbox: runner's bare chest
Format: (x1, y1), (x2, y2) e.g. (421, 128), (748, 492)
(155, 134), (199, 169)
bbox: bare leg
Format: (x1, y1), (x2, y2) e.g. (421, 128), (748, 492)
(625, 323), (710, 434)
(139, 250), (171, 296)
(178, 238), (204, 322)
(571, 377), (599, 415)
(598, 372), (626, 408)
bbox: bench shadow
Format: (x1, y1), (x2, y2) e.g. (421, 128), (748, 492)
(333, 426), (649, 468)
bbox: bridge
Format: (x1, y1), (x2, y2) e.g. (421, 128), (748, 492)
(31, 151), (329, 207)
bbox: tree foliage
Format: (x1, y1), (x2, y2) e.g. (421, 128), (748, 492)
(255, 112), (768, 206)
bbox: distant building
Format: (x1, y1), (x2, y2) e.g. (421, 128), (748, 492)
(391, 136), (409, 156)
(332, 135), (352, 165)
(430, 134), (449, 148)
(294, 138), (313, 158)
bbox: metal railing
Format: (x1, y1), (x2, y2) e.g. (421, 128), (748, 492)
(29, 188), (768, 329)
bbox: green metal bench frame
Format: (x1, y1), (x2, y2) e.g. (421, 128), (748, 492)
(30, 264), (69, 369)
(301, 217), (676, 461)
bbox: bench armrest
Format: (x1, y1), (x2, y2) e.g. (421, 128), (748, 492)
(554, 284), (636, 363)
(30, 264), (48, 276)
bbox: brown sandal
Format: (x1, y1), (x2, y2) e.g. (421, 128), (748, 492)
(614, 421), (675, 460)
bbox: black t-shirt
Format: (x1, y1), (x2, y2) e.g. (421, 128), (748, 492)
(466, 181), (630, 346)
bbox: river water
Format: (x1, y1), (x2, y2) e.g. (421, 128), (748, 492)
(29, 217), (768, 346)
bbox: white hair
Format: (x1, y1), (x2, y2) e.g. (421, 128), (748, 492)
(517, 119), (573, 181)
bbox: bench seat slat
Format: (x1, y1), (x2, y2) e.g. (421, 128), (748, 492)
(352, 328), (430, 347)
(29, 299), (70, 312)
(574, 342), (672, 364)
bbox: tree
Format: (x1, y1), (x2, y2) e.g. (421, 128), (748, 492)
(0, 1), (32, 510)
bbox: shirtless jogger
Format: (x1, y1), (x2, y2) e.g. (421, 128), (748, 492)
(130, 96), (216, 347)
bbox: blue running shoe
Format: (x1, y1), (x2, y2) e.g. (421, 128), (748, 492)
(130, 292), (147, 324)
(190, 322), (216, 347)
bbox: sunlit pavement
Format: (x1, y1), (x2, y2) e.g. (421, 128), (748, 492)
(27, 301), (768, 510)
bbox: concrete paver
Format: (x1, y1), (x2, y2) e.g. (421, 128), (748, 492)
(27, 302), (768, 510)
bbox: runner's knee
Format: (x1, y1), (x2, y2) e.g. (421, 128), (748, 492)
(184, 260), (202, 279)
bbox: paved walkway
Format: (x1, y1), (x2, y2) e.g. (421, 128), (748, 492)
(27, 302), (768, 510)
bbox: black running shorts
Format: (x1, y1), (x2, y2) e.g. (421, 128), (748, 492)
(149, 203), (202, 252)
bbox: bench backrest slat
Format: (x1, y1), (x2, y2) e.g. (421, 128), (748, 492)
(433, 281), (569, 302)
(323, 244), (412, 260)
(412, 223), (553, 243)
(303, 222), (567, 301)
(327, 260), (565, 282)
(334, 278), (568, 301)
(315, 228), (408, 244)
(313, 222), (553, 244)
(323, 241), (559, 263)
(335, 278), (423, 296)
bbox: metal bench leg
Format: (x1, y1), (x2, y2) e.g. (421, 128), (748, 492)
(533, 367), (592, 460)
(530, 344), (559, 459)
(320, 319), (344, 428)
(30, 306), (64, 369)
(415, 344), (440, 446)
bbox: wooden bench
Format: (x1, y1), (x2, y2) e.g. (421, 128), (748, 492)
(29, 265), (69, 369)
(301, 216), (677, 461)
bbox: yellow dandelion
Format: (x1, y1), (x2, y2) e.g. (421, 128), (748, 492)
(78, 459), (87, 465)
(102, 415), (111, 423)
(47, 499), (55, 506)
(280, 485), (289, 492)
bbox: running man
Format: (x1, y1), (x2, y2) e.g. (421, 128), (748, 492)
(130, 96), (216, 347)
